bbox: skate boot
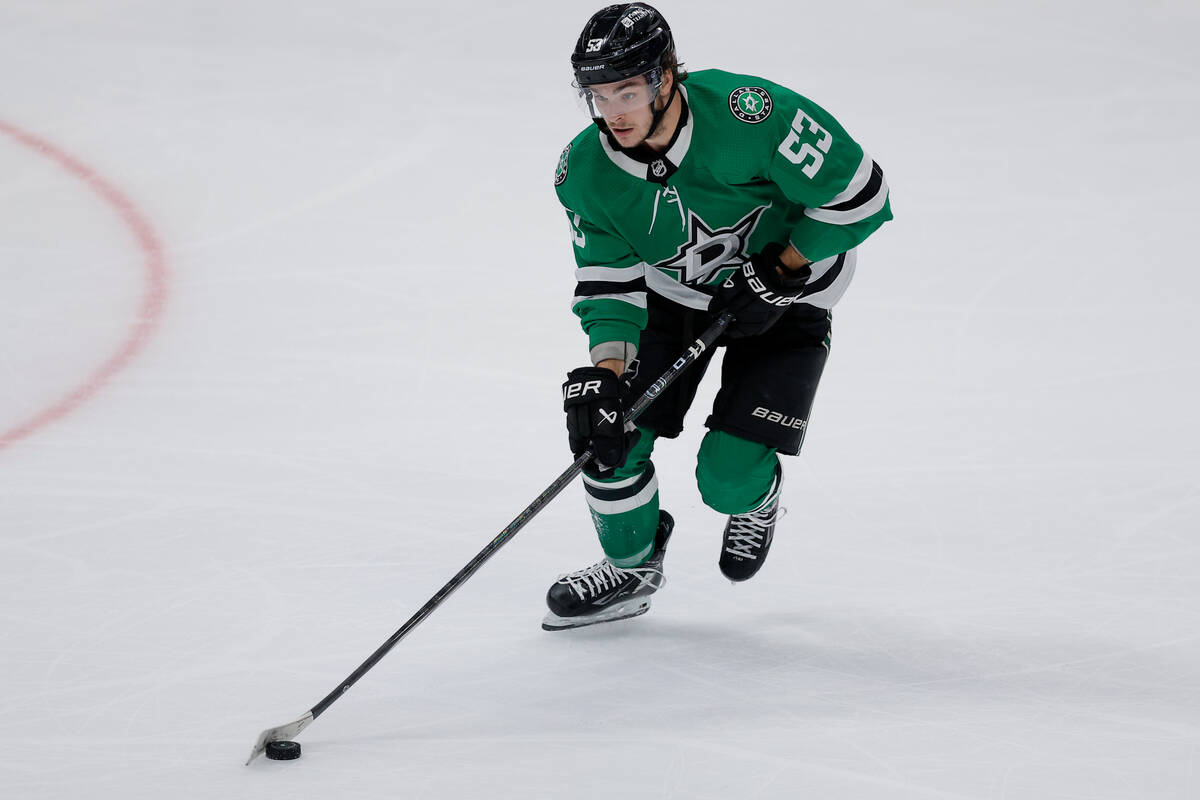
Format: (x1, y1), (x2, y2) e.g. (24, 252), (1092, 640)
(542, 511), (674, 631)
(719, 467), (784, 582)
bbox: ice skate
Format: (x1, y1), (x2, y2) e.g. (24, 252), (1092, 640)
(542, 511), (674, 631)
(719, 467), (784, 582)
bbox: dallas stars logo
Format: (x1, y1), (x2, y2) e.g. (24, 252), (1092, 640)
(729, 87), (773, 124)
(554, 143), (571, 186)
(651, 205), (770, 287)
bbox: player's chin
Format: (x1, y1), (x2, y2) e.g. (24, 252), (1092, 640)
(610, 125), (644, 146)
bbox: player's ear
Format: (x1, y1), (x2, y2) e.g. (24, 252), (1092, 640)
(659, 69), (674, 98)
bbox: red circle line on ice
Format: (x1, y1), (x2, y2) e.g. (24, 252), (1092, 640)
(0, 120), (168, 452)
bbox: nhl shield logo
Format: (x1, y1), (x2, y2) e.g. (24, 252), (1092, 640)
(650, 159), (668, 178)
(729, 87), (773, 124)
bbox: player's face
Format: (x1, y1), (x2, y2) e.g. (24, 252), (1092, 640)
(579, 72), (668, 147)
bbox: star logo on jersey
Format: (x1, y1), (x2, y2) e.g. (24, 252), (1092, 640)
(729, 87), (773, 124)
(651, 204), (771, 287)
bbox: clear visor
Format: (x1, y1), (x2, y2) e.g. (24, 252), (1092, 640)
(574, 67), (664, 120)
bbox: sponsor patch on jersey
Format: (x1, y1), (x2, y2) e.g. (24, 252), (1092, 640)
(555, 143), (571, 186)
(729, 87), (773, 124)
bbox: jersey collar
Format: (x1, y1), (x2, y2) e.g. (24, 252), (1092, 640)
(599, 85), (693, 183)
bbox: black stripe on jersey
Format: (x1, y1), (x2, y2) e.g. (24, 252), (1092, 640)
(584, 462), (656, 501)
(574, 278), (648, 297)
(823, 162), (884, 213)
(800, 253), (846, 297)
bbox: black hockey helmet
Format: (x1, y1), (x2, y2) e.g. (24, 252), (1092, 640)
(571, 3), (674, 87)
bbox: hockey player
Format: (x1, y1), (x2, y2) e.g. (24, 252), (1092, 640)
(545, 3), (892, 630)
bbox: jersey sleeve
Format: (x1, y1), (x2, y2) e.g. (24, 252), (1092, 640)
(561, 203), (648, 364)
(765, 93), (892, 263)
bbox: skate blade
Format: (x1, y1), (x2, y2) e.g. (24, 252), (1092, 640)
(541, 597), (652, 631)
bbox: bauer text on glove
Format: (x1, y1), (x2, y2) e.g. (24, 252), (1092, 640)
(562, 367), (641, 479)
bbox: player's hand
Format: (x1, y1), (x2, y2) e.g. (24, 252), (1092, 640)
(714, 243), (811, 338)
(562, 367), (640, 479)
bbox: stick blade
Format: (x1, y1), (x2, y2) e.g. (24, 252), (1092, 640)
(245, 712), (314, 765)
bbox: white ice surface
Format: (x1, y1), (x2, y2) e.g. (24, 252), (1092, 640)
(1, 1), (1198, 798)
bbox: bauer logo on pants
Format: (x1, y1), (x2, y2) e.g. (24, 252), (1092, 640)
(752, 406), (806, 430)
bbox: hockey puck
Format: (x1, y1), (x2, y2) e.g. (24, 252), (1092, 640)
(264, 740), (302, 760)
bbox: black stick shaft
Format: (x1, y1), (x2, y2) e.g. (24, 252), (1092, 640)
(308, 311), (733, 720)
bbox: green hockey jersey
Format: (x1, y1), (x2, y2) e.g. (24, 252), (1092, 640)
(554, 68), (892, 362)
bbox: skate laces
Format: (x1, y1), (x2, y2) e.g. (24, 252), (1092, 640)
(560, 558), (661, 600)
(723, 498), (786, 560)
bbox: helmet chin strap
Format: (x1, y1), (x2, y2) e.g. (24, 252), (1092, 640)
(646, 80), (679, 141)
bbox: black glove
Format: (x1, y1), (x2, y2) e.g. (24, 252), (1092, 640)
(562, 367), (640, 479)
(715, 242), (811, 338)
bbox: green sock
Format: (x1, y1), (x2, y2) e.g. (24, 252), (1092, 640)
(583, 427), (660, 567)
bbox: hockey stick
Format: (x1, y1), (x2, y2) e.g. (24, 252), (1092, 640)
(244, 311), (734, 764)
